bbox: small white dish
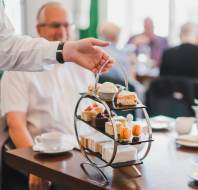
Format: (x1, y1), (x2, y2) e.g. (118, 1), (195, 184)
(189, 161), (198, 181)
(149, 115), (175, 130)
(176, 135), (198, 147)
(189, 172), (198, 181)
(151, 121), (171, 130)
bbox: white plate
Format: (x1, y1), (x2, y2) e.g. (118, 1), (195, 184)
(144, 115), (175, 130)
(189, 172), (198, 181)
(33, 143), (74, 154)
(151, 122), (171, 130)
(176, 135), (198, 148)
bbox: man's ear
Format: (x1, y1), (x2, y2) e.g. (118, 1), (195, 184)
(36, 25), (41, 35)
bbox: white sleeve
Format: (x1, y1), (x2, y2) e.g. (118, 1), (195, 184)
(1, 72), (29, 115)
(0, 4), (59, 71)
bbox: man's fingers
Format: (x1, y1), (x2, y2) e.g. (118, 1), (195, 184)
(92, 62), (113, 74)
(90, 38), (110, 47)
(101, 53), (115, 65)
(91, 68), (98, 73)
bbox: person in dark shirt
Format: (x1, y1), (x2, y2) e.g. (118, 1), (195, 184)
(160, 22), (198, 78)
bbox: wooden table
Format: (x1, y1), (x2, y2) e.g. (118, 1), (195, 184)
(4, 131), (198, 190)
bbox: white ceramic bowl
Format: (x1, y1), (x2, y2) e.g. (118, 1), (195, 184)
(175, 117), (194, 135)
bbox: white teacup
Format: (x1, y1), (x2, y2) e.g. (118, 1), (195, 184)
(35, 132), (66, 151)
(189, 160), (198, 181)
(175, 117), (194, 135)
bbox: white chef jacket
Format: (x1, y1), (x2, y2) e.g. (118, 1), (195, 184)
(1, 63), (95, 140)
(0, 2), (59, 71)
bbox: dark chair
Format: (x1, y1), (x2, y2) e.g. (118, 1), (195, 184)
(0, 116), (28, 190)
(146, 76), (198, 118)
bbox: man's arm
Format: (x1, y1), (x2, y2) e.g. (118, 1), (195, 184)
(0, 5), (113, 72)
(6, 112), (51, 190)
(6, 112), (33, 148)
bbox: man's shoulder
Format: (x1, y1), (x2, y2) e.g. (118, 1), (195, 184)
(163, 45), (178, 54)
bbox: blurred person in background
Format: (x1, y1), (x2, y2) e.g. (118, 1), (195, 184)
(1, 2), (95, 190)
(128, 17), (168, 67)
(98, 21), (145, 106)
(160, 22), (198, 78)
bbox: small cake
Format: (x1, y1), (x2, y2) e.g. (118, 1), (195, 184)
(80, 132), (96, 148)
(120, 126), (131, 141)
(126, 114), (134, 123)
(81, 102), (104, 122)
(113, 116), (127, 126)
(90, 133), (111, 152)
(94, 109), (115, 129)
(102, 145), (137, 163)
(131, 124), (142, 143)
(98, 82), (118, 101)
(92, 102), (105, 114)
(105, 121), (123, 136)
(99, 141), (113, 155)
(80, 133), (112, 153)
(95, 113), (109, 132)
(81, 106), (97, 122)
(117, 90), (138, 106)
(131, 124), (142, 136)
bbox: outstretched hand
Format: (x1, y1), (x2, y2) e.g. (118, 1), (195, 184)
(63, 38), (114, 73)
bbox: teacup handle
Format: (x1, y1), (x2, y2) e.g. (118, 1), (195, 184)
(35, 136), (42, 145)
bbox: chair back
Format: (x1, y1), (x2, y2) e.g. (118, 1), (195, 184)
(146, 76), (198, 118)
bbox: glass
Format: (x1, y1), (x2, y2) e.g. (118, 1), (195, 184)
(38, 22), (74, 29)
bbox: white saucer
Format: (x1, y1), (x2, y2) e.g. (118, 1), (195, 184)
(189, 172), (198, 181)
(176, 135), (198, 148)
(144, 115), (175, 130)
(33, 143), (74, 154)
(151, 121), (171, 130)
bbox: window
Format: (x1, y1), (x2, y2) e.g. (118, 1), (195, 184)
(173, 0), (198, 43)
(106, 0), (198, 46)
(107, 0), (169, 46)
(4, 0), (23, 34)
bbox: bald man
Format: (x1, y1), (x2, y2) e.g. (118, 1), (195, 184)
(36, 2), (70, 41)
(1, 2), (95, 190)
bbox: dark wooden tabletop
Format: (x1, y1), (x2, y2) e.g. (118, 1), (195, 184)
(4, 130), (198, 190)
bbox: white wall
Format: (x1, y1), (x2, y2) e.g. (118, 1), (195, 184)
(25, 0), (75, 37)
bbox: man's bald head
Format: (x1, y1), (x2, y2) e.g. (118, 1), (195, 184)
(36, 2), (70, 41)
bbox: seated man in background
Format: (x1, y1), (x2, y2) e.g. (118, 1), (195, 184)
(98, 21), (145, 105)
(1, 2), (94, 190)
(160, 22), (198, 78)
(128, 17), (168, 67)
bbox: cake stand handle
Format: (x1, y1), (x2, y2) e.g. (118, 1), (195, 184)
(95, 60), (129, 94)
